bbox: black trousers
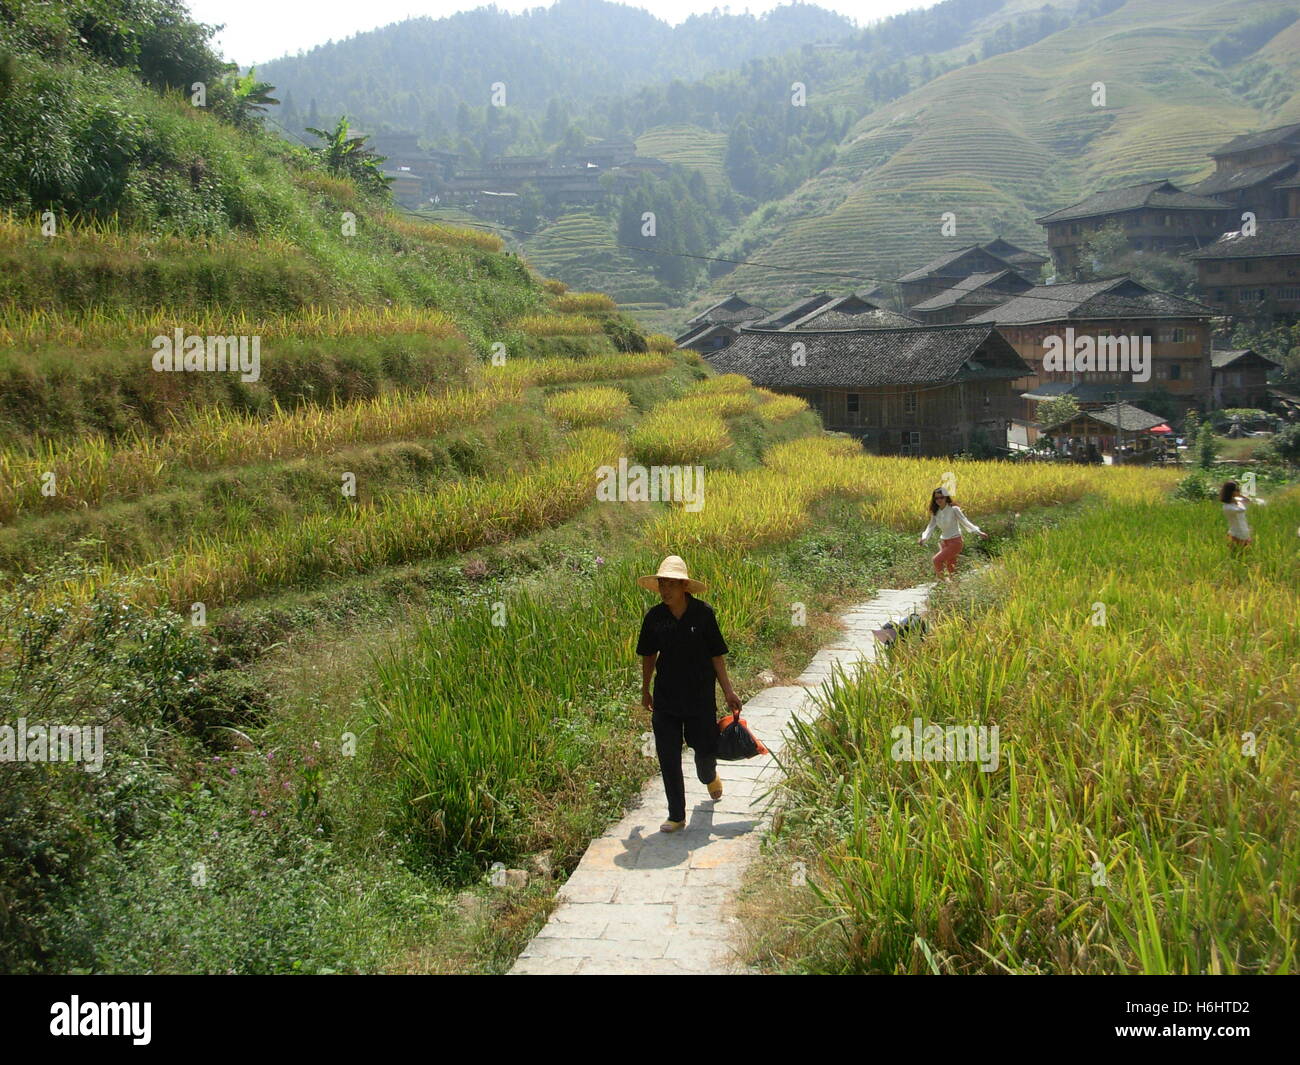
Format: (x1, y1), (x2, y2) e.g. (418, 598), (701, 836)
(652, 708), (718, 823)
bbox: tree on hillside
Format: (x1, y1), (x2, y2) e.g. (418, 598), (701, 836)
(219, 68), (279, 130)
(1075, 222), (1196, 295)
(305, 116), (390, 195)
(725, 120), (762, 198)
(1036, 394), (1080, 430)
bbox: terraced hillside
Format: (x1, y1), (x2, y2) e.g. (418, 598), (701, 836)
(701, 0), (1300, 313)
(635, 125), (730, 192)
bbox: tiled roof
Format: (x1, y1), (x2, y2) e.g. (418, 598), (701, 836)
(981, 237), (1049, 267)
(749, 293), (835, 328)
(967, 277), (1214, 324)
(780, 295), (917, 330)
(897, 245), (1017, 283)
(1188, 161), (1297, 196)
(674, 321), (714, 345)
(789, 307), (922, 330)
(685, 293), (768, 326)
(910, 271), (1022, 311)
(1039, 401), (1167, 432)
(1023, 381), (1153, 402)
(677, 323), (738, 349)
(703, 323), (1030, 388)
(1211, 347), (1283, 369)
(1187, 218), (1300, 259)
(1210, 122), (1300, 158)
(1035, 181), (1228, 224)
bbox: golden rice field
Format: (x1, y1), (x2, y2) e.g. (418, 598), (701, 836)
(488, 352), (672, 388)
(646, 333), (678, 354)
(628, 384), (762, 465)
(651, 435), (1181, 551)
(379, 211), (505, 253)
(0, 305), (461, 348)
(510, 314), (605, 337)
(51, 428), (622, 611)
(755, 390), (811, 422)
(0, 382), (518, 521)
(542, 385), (631, 427)
(549, 292), (617, 314)
(0, 354), (678, 521)
(778, 488), (1300, 974)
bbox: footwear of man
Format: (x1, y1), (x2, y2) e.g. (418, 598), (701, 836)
(660, 819), (686, 833)
(707, 775), (723, 800)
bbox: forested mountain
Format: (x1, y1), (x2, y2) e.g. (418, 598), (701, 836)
(261, 0), (856, 145)
(256, 0), (1300, 330)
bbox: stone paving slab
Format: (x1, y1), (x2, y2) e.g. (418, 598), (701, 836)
(509, 583), (934, 975)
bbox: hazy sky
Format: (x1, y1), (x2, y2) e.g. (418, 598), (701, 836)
(186, 1), (928, 67)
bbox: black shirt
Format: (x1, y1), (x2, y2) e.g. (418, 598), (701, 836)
(635, 594), (729, 716)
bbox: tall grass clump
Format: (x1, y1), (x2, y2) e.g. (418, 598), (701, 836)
(542, 386), (630, 427)
(775, 492), (1300, 974)
(488, 352), (672, 388)
(550, 292), (617, 314)
(370, 548), (775, 861)
(512, 314), (605, 337)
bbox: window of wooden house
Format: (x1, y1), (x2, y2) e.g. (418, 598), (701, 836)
(1278, 286), (1300, 301)
(901, 431), (922, 456)
(846, 392), (861, 423)
(1169, 363), (1181, 380)
(904, 391), (917, 415)
(1240, 261), (1254, 274)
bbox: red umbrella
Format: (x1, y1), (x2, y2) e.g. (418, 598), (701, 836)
(1148, 424), (1172, 433)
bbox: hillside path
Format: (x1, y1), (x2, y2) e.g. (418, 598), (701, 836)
(509, 582), (935, 975)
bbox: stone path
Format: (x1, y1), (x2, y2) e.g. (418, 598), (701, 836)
(509, 582), (935, 975)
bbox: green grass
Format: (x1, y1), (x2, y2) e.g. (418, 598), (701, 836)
(760, 486), (1300, 974)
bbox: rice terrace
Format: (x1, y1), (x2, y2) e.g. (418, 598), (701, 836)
(0, 0), (1297, 1027)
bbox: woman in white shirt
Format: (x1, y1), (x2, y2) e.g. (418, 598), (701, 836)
(919, 486), (988, 578)
(1220, 480), (1263, 548)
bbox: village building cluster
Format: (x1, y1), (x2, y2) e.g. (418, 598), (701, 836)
(678, 124), (1300, 460)
(363, 132), (672, 216)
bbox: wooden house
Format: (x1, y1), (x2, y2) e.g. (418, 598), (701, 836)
(1210, 348), (1282, 409)
(1205, 122), (1300, 174)
(896, 244), (1033, 308)
(748, 293), (836, 329)
(1035, 181), (1233, 275)
(966, 276), (1216, 426)
(783, 294), (919, 330)
(674, 294), (768, 350)
(703, 323), (1031, 456)
(1038, 402), (1170, 463)
(910, 270), (1034, 324)
(1187, 218), (1300, 323)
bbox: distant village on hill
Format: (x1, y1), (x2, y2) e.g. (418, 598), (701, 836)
(676, 123), (1300, 463)
(363, 132), (669, 217)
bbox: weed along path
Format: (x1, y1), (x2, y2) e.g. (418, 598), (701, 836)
(509, 582), (935, 975)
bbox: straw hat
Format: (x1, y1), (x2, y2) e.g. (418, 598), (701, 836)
(637, 555), (707, 594)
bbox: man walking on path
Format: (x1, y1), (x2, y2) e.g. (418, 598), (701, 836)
(636, 555), (743, 834)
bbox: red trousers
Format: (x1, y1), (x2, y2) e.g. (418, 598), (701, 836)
(933, 535), (964, 575)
